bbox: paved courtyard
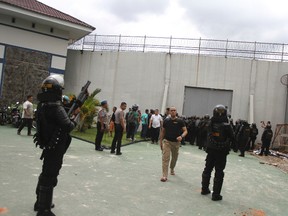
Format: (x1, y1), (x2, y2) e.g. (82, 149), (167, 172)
(0, 126), (287, 216)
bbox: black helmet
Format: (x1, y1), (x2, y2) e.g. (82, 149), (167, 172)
(242, 120), (249, 126)
(38, 74), (64, 102)
(132, 104), (139, 111)
(204, 114), (210, 120)
(41, 74), (64, 96)
(213, 105), (227, 118)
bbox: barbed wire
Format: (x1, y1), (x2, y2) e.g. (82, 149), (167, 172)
(68, 34), (288, 62)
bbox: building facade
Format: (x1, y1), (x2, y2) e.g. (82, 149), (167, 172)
(0, 0), (95, 105)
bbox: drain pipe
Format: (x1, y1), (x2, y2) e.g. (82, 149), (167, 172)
(249, 94), (254, 123)
(161, 54), (171, 114)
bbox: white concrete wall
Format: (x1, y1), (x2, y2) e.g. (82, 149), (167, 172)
(51, 56), (66, 70)
(65, 50), (288, 128)
(0, 44), (4, 91)
(0, 25), (68, 56)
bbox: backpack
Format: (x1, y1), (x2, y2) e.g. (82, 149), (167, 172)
(128, 111), (135, 123)
(240, 125), (250, 138)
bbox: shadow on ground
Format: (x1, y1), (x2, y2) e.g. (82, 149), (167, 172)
(0, 126), (287, 216)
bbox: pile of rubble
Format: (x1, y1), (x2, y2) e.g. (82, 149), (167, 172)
(252, 149), (288, 173)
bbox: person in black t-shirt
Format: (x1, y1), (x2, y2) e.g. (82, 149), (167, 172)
(159, 107), (188, 182)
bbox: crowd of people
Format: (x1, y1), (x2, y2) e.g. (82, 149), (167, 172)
(183, 116), (273, 157)
(94, 102), (274, 159)
(94, 103), (274, 201)
(25, 73), (274, 215)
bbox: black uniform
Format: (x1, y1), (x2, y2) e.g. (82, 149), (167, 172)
(198, 118), (210, 150)
(201, 105), (234, 201)
(33, 76), (76, 216)
(260, 126), (273, 156)
(237, 121), (250, 157)
(187, 117), (197, 145)
(249, 124), (258, 150)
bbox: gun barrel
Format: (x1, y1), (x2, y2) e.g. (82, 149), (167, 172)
(67, 81), (91, 116)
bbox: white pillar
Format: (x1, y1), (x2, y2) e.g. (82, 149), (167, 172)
(161, 54), (171, 114)
(249, 94), (254, 123)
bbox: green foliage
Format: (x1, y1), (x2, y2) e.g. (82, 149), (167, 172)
(71, 128), (142, 147)
(77, 88), (101, 132)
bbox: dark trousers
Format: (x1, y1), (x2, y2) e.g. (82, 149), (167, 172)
(111, 124), (123, 153)
(38, 142), (67, 187)
(141, 124), (148, 138)
(249, 138), (256, 150)
(127, 122), (136, 140)
(202, 149), (228, 195)
(18, 118), (33, 135)
(146, 127), (152, 138)
(95, 122), (104, 149)
(203, 150), (228, 180)
(196, 132), (202, 147)
(151, 127), (160, 143)
(238, 139), (249, 156)
(189, 129), (197, 145)
(260, 140), (271, 156)
(126, 123), (130, 138)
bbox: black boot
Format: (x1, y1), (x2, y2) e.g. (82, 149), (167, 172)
(201, 173), (211, 195)
(212, 178), (223, 201)
(34, 179), (40, 211)
(34, 178), (55, 212)
(36, 186), (55, 216)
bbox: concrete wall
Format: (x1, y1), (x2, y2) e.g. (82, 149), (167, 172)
(65, 50), (288, 128)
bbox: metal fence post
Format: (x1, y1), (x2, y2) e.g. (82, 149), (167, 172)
(143, 35), (146, 52)
(198, 37), (202, 55)
(93, 34), (97, 52)
(118, 34), (122, 52)
(253, 41), (257, 60)
(81, 36), (85, 51)
(225, 39), (228, 58)
(169, 36), (172, 54)
(281, 43), (285, 62)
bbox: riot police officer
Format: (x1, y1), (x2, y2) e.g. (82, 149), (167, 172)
(249, 123), (259, 150)
(33, 75), (79, 216)
(201, 105), (234, 201)
(237, 120), (250, 157)
(198, 115), (210, 150)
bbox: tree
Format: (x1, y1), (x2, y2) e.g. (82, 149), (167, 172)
(76, 88), (101, 132)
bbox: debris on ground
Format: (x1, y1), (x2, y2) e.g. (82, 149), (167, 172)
(0, 208), (8, 214)
(251, 149), (288, 173)
(234, 208), (266, 216)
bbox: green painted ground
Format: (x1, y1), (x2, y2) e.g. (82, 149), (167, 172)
(71, 128), (143, 147)
(0, 125), (287, 216)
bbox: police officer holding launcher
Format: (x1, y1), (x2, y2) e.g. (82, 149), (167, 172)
(33, 75), (80, 216)
(201, 105), (234, 201)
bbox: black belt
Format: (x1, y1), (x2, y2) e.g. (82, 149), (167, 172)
(165, 138), (178, 142)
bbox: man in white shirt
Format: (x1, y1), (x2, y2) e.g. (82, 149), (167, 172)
(149, 109), (163, 144)
(17, 95), (34, 136)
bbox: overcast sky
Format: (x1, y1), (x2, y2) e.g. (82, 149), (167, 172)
(40, 0), (288, 43)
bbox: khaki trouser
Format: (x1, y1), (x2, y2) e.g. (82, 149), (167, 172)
(162, 139), (181, 178)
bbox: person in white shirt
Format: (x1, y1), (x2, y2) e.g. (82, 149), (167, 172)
(17, 95), (34, 136)
(149, 109), (163, 144)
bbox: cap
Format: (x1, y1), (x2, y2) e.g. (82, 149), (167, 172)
(101, 100), (108, 106)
